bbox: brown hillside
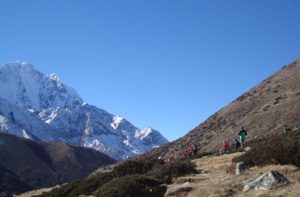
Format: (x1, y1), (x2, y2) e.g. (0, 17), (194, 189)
(150, 59), (300, 158)
(0, 133), (116, 195)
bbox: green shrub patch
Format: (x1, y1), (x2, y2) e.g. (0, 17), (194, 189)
(95, 175), (166, 197)
(150, 160), (197, 183)
(38, 157), (197, 197)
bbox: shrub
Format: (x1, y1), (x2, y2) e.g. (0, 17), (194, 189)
(150, 160), (197, 183)
(95, 175), (166, 197)
(38, 173), (114, 197)
(38, 180), (80, 197)
(38, 157), (197, 196)
(233, 131), (300, 168)
(112, 159), (156, 177)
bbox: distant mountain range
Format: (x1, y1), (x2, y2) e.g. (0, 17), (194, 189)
(147, 58), (300, 158)
(0, 62), (168, 160)
(0, 133), (116, 195)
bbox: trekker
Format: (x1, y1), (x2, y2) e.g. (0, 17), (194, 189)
(283, 125), (291, 133)
(192, 143), (198, 156)
(222, 140), (229, 154)
(158, 156), (164, 164)
(219, 140), (229, 154)
(233, 137), (241, 149)
(164, 158), (171, 164)
(186, 146), (193, 158)
(238, 126), (247, 148)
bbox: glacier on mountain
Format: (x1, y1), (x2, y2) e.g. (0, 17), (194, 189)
(0, 62), (168, 160)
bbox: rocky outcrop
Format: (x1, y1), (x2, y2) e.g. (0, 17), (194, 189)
(243, 170), (289, 192)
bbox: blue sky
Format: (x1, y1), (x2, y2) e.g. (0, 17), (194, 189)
(1, 0), (300, 141)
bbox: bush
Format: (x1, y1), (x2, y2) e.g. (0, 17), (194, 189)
(112, 159), (156, 177)
(39, 173), (114, 197)
(150, 160), (197, 183)
(38, 157), (197, 196)
(233, 131), (300, 168)
(95, 175), (166, 197)
(38, 180), (80, 197)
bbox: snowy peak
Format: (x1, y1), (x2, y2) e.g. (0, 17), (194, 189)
(0, 62), (83, 111)
(136, 127), (169, 145)
(136, 127), (153, 138)
(0, 62), (45, 110)
(48, 73), (63, 88)
(111, 115), (124, 129)
(5, 61), (34, 71)
(0, 61), (169, 160)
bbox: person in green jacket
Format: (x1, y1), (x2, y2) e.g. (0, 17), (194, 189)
(238, 126), (247, 148)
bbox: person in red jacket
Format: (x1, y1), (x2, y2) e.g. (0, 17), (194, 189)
(220, 140), (229, 154)
(186, 146), (193, 158)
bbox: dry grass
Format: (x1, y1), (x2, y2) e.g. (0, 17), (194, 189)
(14, 185), (60, 197)
(165, 152), (300, 197)
(19, 151), (300, 197)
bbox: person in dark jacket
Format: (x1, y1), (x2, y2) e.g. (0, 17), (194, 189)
(192, 143), (198, 156)
(233, 137), (241, 149)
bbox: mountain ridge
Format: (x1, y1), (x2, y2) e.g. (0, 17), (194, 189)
(0, 61), (168, 160)
(145, 58), (300, 159)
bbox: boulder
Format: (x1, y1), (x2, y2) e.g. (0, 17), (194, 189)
(243, 170), (289, 192)
(235, 162), (246, 175)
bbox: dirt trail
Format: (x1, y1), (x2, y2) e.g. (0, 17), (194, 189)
(166, 152), (300, 197)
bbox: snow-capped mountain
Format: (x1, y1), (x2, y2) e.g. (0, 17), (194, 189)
(136, 127), (169, 147)
(0, 61), (168, 160)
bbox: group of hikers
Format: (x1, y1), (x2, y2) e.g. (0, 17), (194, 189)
(158, 156), (172, 164)
(161, 123), (298, 163)
(184, 143), (198, 158)
(220, 126), (247, 154)
(181, 126), (248, 158)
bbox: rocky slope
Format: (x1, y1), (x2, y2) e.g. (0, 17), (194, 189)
(0, 133), (116, 195)
(0, 62), (168, 160)
(147, 58), (300, 158)
(165, 152), (300, 197)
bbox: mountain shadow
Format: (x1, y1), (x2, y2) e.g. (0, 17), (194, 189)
(0, 133), (116, 195)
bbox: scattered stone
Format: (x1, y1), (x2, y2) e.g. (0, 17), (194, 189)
(166, 184), (193, 196)
(235, 162), (246, 175)
(182, 182), (191, 186)
(244, 146), (252, 152)
(243, 170), (289, 192)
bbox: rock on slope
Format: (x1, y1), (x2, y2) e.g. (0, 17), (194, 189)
(0, 133), (116, 195)
(0, 62), (168, 160)
(148, 58), (300, 158)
